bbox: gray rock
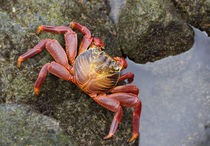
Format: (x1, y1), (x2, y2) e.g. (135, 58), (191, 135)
(0, 104), (73, 145)
(118, 0), (194, 63)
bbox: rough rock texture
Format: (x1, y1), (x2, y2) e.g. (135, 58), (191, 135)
(1, 0), (208, 145)
(172, 0), (210, 35)
(118, 0), (194, 63)
(0, 104), (73, 145)
(0, 0), (137, 145)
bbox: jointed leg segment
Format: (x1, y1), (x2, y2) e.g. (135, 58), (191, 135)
(119, 72), (134, 83)
(34, 61), (73, 96)
(18, 39), (50, 68)
(90, 91), (142, 142)
(37, 25), (73, 34)
(18, 39), (71, 69)
(72, 22), (93, 55)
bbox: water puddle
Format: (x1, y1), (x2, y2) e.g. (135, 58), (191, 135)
(126, 27), (210, 146)
(109, 0), (127, 24)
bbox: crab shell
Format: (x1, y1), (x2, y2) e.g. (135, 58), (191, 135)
(73, 46), (122, 94)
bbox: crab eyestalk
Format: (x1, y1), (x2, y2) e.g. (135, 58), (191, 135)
(113, 57), (127, 71)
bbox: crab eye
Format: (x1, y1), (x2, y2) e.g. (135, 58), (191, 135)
(99, 52), (105, 56)
(94, 49), (100, 54)
(110, 61), (115, 67)
(114, 65), (119, 70)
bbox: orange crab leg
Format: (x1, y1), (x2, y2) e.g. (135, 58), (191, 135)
(45, 40), (70, 68)
(110, 85), (139, 95)
(34, 63), (50, 95)
(18, 39), (72, 71)
(118, 72), (134, 83)
(18, 39), (50, 68)
(130, 100), (142, 143)
(107, 93), (142, 143)
(72, 22), (93, 55)
(37, 25), (73, 34)
(34, 61), (73, 96)
(91, 92), (141, 142)
(36, 25), (78, 66)
(64, 31), (78, 65)
(91, 94), (123, 139)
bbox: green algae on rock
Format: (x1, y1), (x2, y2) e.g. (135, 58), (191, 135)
(118, 0), (194, 63)
(0, 104), (73, 145)
(0, 0), (137, 145)
(172, 0), (210, 35)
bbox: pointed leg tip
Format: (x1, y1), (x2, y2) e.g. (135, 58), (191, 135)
(34, 88), (40, 96)
(17, 62), (21, 68)
(36, 26), (43, 35)
(17, 57), (24, 68)
(104, 133), (114, 140)
(71, 22), (76, 28)
(129, 134), (138, 143)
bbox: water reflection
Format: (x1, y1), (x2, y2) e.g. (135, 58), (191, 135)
(126, 28), (210, 146)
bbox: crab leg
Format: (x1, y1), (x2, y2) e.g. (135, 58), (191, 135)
(107, 93), (142, 143)
(72, 22), (93, 55)
(108, 85), (142, 142)
(118, 72), (134, 83)
(64, 31), (78, 65)
(36, 25), (78, 66)
(130, 100), (142, 143)
(91, 92), (141, 142)
(18, 39), (50, 68)
(34, 61), (73, 96)
(90, 94), (123, 139)
(18, 39), (72, 71)
(37, 25), (73, 34)
(109, 85), (139, 95)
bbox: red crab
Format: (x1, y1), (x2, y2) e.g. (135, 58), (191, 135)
(17, 22), (142, 142)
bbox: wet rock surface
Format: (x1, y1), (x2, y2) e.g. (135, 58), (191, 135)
(117, 0), (194, 63)
(172, 0), (210, 35)
(0, 104), (73, 145)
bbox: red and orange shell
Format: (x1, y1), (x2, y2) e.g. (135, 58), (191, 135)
(73, 46), (122, 94)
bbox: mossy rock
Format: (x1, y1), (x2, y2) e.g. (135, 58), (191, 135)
(118, 0), (194, 63)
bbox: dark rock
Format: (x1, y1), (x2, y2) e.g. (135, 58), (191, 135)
(172, 0), (210, 35)
(118, 0), (194, 63)
(0, 0), (137, 145)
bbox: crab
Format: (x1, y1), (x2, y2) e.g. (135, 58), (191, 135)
(17, 22), (142, 143)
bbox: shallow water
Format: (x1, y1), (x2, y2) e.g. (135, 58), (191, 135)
(126, 27), (210, 146)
